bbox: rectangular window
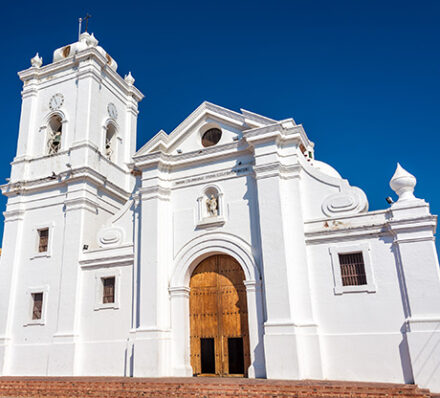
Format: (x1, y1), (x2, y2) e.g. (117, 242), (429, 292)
(38, 228), (49, 253)
(102, 277), (115, 304)
(32, 292), (43, 320)
(338, 252), (367, 286)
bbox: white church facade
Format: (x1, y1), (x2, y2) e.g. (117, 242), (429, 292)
(0, 32), (439, 392)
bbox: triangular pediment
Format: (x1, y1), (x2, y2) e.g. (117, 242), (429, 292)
(134, 101), (281, 157)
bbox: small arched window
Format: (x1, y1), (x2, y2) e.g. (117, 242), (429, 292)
(47, 115), (63, 154)
(105, 124), (117, 161)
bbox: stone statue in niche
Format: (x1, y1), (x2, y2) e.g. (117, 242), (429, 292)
(206, 195), (218, 217)
(48, 129), (62, 154)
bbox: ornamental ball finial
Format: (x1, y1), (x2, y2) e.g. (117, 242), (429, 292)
(31, 53), (43, 68)
(390, 162), (417, 202)
(124, 71), (135, 85)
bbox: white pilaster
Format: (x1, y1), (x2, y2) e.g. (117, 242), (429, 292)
(133, 166), (172, 377)
(15, 77), (39, 160)
(248, 128), (322, 380)
(251, 140), (298, 378)
(388, 164), (440, 392)
(244, 280), (266, 378)
(169, 287), (192, 376)
(0, 206), (25, 374)
(47, 191), (94, 375)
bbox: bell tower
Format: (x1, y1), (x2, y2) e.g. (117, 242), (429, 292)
(0, 32), (143, 376)
(11, 31), (143, 187)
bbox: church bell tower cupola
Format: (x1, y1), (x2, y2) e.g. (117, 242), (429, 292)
(11, 32), (144, 192)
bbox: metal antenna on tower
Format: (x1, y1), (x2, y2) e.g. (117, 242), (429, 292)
(78, 17), (82, 40)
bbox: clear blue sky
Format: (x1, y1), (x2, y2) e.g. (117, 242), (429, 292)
(0, 0), (439, 251)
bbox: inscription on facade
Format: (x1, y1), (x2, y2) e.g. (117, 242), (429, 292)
(174, 166), (250, 186)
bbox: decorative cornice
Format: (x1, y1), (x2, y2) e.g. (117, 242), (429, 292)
(305, 213), (438, 245)
(387, 215), (437, 237)
(139, 185), (171, 201)
(134, 141), (252, 171)
(2, 165), (130, 201)
(64, 196), (98, 213)
(253, 162), (301, 180)
(80, 253), (134, 269)
(163, 102), (246, 149)
(79, 243), (134, 268)
(169, 286), (191, 298)
(243, 280), (261, 292)
(305, 225), (389, 245)
(18, 47), (144, 102)
(134, 101), (280, 158)
(3, 208), (25, 222)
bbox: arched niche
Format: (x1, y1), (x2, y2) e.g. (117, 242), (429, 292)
(196, 184), (225, 228)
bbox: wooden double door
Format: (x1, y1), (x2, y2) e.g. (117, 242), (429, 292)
(190, 255), (250, 377)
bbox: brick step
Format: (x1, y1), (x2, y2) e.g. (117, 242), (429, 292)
(0, 377), (434, 398)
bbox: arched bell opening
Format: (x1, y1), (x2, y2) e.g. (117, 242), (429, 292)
(47, 115), (63, 155)
(189, 254), (250, 377)
(105, 123), (117, 161)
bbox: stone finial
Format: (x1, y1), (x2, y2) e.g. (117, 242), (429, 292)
(87, 33), (99, 47)
(390, 163), (417, 202)
(31, 53), (43, 68)
(124, 71), (135, 85)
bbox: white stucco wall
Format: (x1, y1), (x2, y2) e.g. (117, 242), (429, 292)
(0, 33), (439, 393)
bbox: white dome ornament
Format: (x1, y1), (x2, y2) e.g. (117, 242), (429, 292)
(30, 53), (43, 68)
(124, 72), (135, 85)
(389, 163), (417, 202)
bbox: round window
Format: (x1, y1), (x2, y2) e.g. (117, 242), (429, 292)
(201, 128), (222, 147)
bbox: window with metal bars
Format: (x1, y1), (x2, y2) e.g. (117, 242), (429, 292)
(102, 277), (115, 304)
(38, 228), (49, 253)
(32, 292), (43, 320)
(338, 252), (367, 286)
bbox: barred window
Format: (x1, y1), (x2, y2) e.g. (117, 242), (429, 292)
(338, 252), (367, 286)
(102, 277), (115, 304)
(32, 292), (43, 320)
(38, 228), (49, 253)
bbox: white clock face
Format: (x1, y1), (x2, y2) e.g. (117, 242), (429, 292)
(49, 93), (64, 110)
(107, 103), (118, 119)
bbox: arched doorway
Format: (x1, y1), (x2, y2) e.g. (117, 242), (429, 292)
(189, 254), (250, 377)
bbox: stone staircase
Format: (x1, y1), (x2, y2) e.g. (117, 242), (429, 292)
(0, 377), (435, 398)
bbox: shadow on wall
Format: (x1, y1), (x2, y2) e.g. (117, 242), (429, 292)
(412, 322), (440, 387)
(379, 234), (414, 384)
(399, 325), (414, 384)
